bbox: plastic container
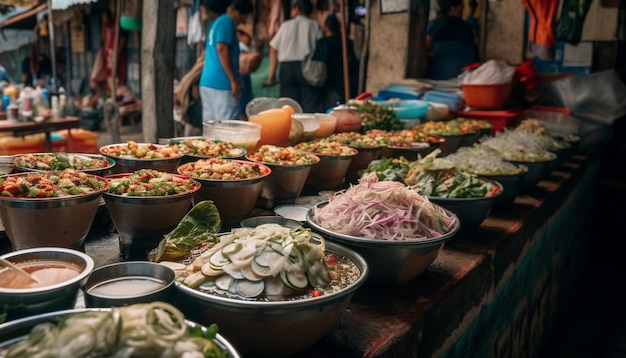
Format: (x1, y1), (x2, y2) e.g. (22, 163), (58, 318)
(392, 100), (429, 119)
(461, 82), (512, 109)
(452, 109), (521, 133)
(330, 105), (361, 133)
(58, 128), (99, 154)
(314, 113), (337, 138)
(0, 134), (45, 155)
(203, 120), (261, 152)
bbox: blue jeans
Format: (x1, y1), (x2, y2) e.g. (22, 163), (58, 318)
(199, 86), (240, 121)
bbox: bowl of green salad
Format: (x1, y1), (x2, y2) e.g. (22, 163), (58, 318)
(103, 169), (200, 260)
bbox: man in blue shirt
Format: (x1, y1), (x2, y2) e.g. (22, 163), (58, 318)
(199, 0), (254, 122)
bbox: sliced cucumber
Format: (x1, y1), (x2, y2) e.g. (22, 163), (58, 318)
(221, 243), (243, 259)
(209, 251), (229, 269)
(201, 262), (224, 277)
(184, 271), (210, 289)
(223, 264), (245, 280)
(240, 265), (263, 281)
(199, 281), (216, 291)
(158, 261), (186, 271)
(264, 276), (285, 297)
(235, 279), (265, 298)
(254, 250), (282, 267)
(281, 270), (308, 290)
(215, 274), (234, 291)
(251, 259), (272, 277)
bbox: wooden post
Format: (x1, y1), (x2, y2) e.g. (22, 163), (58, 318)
(46, 0), (57, 92)
(406, 0), (429, 78)
(141, 0), (177, 142)
(338, 0), (350, 103)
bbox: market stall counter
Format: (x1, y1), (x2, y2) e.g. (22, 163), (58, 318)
(0, 148), (600, 357)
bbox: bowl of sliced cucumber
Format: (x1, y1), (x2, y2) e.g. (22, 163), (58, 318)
(173, 223), (368, 358)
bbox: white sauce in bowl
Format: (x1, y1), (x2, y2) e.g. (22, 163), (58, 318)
(88, 277), (166, 297)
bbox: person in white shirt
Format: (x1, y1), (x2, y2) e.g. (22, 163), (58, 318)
(262, 0), (323, 112)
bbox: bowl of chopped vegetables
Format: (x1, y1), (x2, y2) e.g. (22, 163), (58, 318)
(169, 137), (247, 165)
(102, 169), (201, 260)
(295, 140), (358, 190)
(246, 145), (320, 207)
(176, 158), (272, 229)
(99, 141), (184, 174)
(0, 303), (241, 357)
(0, 169), (109, 250)
(173, 223), (368, 357)
(307, 173), (460, 286)
(13, 152), (116, 177)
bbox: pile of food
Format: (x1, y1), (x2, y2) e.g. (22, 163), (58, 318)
(0, 302), (228, 358)
(443, 146), (527, 176)
(106, 169), (199, 196)
(0, 169), (107, 198)
(311, 173), (457, 240)
(479, 129), (558, 162)
(323, 131), (387, 149)
(101, 141), (182, 159)
(14, 153), (112, 171)
(177, 158), (270, 180)
(246, 145), (319, 166)
(181, 223), (360, 301)
(171, 138), (245, 158)
(294, 140), (357, 157)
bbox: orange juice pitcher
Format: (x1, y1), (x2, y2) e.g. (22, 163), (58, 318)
(249, 105), (294, 145)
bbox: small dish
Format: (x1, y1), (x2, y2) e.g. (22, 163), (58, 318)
(274, 204), (311, 222)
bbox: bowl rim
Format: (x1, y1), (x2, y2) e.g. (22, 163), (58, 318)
(0, 171), (109, 202)
(83, 261), (176, 299)
(168, 138), (248, 159)
(0, 248), (95, 293)
(245, 154), (321, 169)
(102, 172), (201, 199)
(174, 238), (369, 309)
(99, 143), (185, 161)
(425, 177), (504, 203)
(474, 164), (529, 178)
(306, 202), (461, 247)
(176, 159), (272, 183)
(504, 151), (558, 164)
(0, 307), (241, 357)
(12, 152), (117, 172)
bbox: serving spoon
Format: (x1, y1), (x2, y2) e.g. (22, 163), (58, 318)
(0, 258), (41, 284)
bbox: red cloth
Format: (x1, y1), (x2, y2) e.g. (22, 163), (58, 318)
(102, 21), (127, 84)
(521, 0), (559, 48)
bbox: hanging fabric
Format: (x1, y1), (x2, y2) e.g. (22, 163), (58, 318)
(556, 0), (593, 45)
(187, 0), (205, 46)
(521, 0), (560, 60)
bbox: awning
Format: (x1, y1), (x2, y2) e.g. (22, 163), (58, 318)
(0, 2), (46, 30)
(0, 28), (37, 53)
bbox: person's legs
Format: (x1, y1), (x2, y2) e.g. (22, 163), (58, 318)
(200, 86), (240, 121)
(278, 62), (301, 106)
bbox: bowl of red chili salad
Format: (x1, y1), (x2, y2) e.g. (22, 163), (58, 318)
(245, 145), (320, 207)
(306, 173), (460, 286)
(0, 169), (109, 250)
(176, 158), (271, 229)
(102, 169), (201, 260)
(294, 140), (357, 191)
(99, 141), (184, 174)
(13, 152), (116, 177)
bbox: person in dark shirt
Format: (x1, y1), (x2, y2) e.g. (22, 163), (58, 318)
(20, 54), (34, 86)
(320, 14), (358, 109)
(426, 0), (477, 80)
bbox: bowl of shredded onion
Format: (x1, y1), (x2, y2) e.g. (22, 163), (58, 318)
(307, 173), (460, 286)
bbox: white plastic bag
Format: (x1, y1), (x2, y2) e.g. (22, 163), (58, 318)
(187, 11), (205, 46)
(459, 60), (515, 85)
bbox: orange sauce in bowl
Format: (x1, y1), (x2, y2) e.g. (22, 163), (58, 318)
(0, 260), (82, 289)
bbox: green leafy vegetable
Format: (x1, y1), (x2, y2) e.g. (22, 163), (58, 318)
(148, 200), (221, 262)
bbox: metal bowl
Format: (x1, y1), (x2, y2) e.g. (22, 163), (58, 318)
(12, 153), (116, 177)
(83, 261), (176, 308)
(102, 173), (200, 260)
(345, 147), (382, 184)
(306, 204), (460, 286)
(176, 159), (272, 229)
(506, 153), (557, 192)
(458, 132), (480, 147)
(174, 239), (368, 357)
(0, 248), (95, 323)
(0, 172), (109, 250)
(99, 143), (184, 174)
(306, 150), (357, 191)
(479, 166), (528, 209)
(428, 178), (504, 232)
(240, 215), (302, 229)
(438, 134), (464, 154)
(246, 156), (320, 207)
(0, 308), (241, 357)
(381, 137), (445, 161)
